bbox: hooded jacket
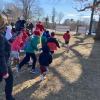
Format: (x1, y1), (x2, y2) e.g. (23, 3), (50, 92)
(21, 30), (28, 42)
(6, 26), (12, 40)
(0, 29), (11, 75)
(39, 44), (52, 66)
(11, 36), (22, 51)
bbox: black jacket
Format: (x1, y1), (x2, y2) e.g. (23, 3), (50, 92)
(15, 20), (22, 31)
(39, 45), (52, 66)
(29, 23), (34, 30)
(47, 37), (60, 48)
(21, 20), (26, 30)
(0, 29), (11, 74)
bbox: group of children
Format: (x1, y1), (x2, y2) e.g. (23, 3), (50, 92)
(6, 25), (70, 81)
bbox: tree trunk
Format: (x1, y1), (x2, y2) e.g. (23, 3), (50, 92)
(94, 18), (100, 40)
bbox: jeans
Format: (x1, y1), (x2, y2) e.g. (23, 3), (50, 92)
(19, 52), (37, 70)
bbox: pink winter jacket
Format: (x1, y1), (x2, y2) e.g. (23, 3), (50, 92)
(11, 36), (22, 51)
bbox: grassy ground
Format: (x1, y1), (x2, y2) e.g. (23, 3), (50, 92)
(0, 32), (100, 100)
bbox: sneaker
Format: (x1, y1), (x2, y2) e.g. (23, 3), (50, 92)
(16, 65), (20, 73)
(67, 50), (69, 52)
(30, 69), (38, 74)
(40, 74), (46, 81)
(40, 74), (44, 80)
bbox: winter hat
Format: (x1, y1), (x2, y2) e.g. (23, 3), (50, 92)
(18, 17), (20, 19)
(38, 21), (41, 24)
(6, 26), (12, 40)
(34, 30), (41, 37)
(0, 14), (8, 29)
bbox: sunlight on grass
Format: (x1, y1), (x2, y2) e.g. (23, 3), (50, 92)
(13, 76), (40, 95)
(29, 74), (64, 99)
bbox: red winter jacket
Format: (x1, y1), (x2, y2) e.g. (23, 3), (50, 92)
(11, 36), (22, 51)
(36, 24), (44, 32)
(63, 33), (70, 41)
(22, 30), (28, 42)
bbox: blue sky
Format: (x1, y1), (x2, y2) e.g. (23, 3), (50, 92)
(4, 0), (99, 23)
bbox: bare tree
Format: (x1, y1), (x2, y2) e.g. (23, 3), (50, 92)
(0, 0), (3, 14)
(34, 6), (45, 21)
(57, 12), (64, 24)
(14, 0), (36, 21)
(3, 3), (22, 21)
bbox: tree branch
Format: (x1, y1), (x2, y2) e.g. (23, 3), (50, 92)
(76, 1), (100, 12)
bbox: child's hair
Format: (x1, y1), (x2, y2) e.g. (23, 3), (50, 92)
(46, 30), (49, 33)
(17, 31), (22, 36)
(51, 32), (55, 37)
(12, 28), (16, 33)
(25, 36), (32, 43)
(67, 30), (70, 33)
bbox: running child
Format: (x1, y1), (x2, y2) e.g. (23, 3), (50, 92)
(39, 44), (52, 80)
(21, 36), (33, 67)
(16, 30), (41, 74)
(63, 30), (70, 52)
(11, 31), (23, 67)
(47, 32), (60, 57)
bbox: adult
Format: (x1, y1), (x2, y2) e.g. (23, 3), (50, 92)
(29, 22), (34, 34)
(0, 14), (15, 100)
(36, 21), (44, 43)
(36, 21), (44, 32)
(21, 20), (26, 31)
(15, 17), (21, 32)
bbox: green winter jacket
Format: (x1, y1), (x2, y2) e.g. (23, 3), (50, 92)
(41, 36), (47, 47)
(25, 36), (39, 53)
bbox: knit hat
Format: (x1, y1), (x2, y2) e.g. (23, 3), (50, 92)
(38, 21), (41, 24)
(0, 14), (8, 29)
(34, 30), (41, 37)
(18, 17), (20, 19)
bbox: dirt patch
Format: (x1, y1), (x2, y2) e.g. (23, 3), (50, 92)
(0, 33), (100, 100)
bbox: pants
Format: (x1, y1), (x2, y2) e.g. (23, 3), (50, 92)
(19, 52), (37, 70)
(0, 66), (13, 100)
(40, 65), (48, 75)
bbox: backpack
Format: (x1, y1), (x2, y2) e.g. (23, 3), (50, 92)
(12, 33), (17, 40)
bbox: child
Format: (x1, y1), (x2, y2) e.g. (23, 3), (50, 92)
(41, 32), (47, 47)
(11, 28), (17, 41)
(47, 32), (60, 57)
(46, 30), (51, 39)
(21, 29), (28, 43)
(16, 30), (41, 74)
(21, 36), (33, 67)
(63, 30), (70, 52)
(11, 31), (23, 67)
(39, 44), (52, 80)
(26, 29), (31, 36)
